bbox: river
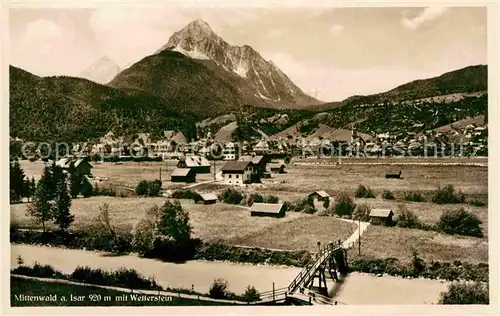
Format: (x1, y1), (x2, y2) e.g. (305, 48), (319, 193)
(11, 244), (302, 295)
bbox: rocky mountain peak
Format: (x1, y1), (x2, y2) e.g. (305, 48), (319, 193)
(79, 56), (121, 84)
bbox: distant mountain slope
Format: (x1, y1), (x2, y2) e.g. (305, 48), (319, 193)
(323, 65), (487, 108)
(109, 20), (321, 119)
(79, 56), (121, 84)
(108, 50), (243, 120)
(9, 65), (196, 142)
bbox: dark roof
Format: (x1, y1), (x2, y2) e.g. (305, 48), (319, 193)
(369, 209), (394, 218)
(239, 155), (266, 165)
(221, 161), (252, 172)
(250, 203), (284, 214)
(171, 168), (194, 177)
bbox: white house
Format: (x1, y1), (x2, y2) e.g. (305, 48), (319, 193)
(220, 161), (254, 185)
(222, 142), (239, 161)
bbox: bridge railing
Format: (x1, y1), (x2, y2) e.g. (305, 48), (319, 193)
(287, 243), (339, 293)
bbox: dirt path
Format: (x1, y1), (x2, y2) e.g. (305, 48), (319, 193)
(11, 244), (302, 295)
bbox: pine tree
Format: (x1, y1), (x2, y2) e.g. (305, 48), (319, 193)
(27, 165), (54, 232)
(48, 163), (64, 200)
(53, 175), (74, 233)
(10, 157), (26, 203)
(69, 165), (82, 198)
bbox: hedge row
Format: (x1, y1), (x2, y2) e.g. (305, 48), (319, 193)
(10, 228), (312, 268)
(12, 264), (160, 290)
(349, 258), (488, 282)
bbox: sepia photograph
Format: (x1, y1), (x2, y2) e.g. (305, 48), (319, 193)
(3, 1), (498, 312)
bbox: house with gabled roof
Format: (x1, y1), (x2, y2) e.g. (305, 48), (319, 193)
(221, 161), (254, 185)
(170, 168), (196, 183)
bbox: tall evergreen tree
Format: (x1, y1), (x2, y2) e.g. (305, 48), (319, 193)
(53, 175), (74, 233)
(10, 157), (26, 203)
(69, 165), (82, 198)
(27, 165), (54, 232)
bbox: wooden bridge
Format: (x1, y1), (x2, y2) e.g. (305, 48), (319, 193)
(251, 242), (348, 305)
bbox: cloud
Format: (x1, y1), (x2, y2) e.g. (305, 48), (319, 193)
(401, 7), (449, 30)
(330, 24), (344, 34)
(10, 19), (90, 76)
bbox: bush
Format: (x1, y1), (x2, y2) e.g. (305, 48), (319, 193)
(396, 205), (421, 229)
(247, 193), (264, 206)
(12, 262), (60, 278)
(437, 208), (483, 237)
(334, 193), (356, 217)
(265, 195), (279, 203)
(171, 189), (202, 202)
(352, 203), (370, 221)
(221, 188), (244, 205)
(243, 285), (260, 302)
(404, 191), (426, 202)
(135, 180), (162, 197)
(412, 251), (425, 274)
(383, 190), (395, 200)
(209, 278), (229, 299)
(355, 185), (376, 198)
(468, 199), (486, 207)
(303, 205), (316, 214)
(432, 185), (466, 204)
(439, 282), (489, 304)
(70, 266), (161, 290)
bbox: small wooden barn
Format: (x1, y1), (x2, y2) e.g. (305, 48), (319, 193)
(170, 168), (196, 183)
(199, 193), (218, 205)
(369, 209), (394, 226)
(308, 190), (330, 201)
(56, 157), (93, 176)
(177, 155), (211, 174)
(250, 203), (285, 218)
(385, 170), (402, 179)
(268, 162), (286, 174)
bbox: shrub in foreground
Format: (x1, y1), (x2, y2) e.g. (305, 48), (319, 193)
(243, 285), (260, 302)
(437, 208), (483, 238)
(352, 203), (370, 221)
(135, 180), (162, 197)
(12, 262), (60, 278)
(439, 282), (489, 304)
(383, 190), (395, 200)
(334, 193), (356, 217)
(432, 185), (465, 204)
(404, 191), (426, 202)
(468, 199), (486, 207)
(355, 185), (376, 198)
(209, 278), (229, 299)
(221, 188), (244, 205)
(396, 205), (421, 229)
(171, 189), (202, 202)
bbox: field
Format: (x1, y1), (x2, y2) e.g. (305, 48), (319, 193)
(10, 197), (355, 252)
(348, 225), (488, 265)
(15, 157), (488, 262)
(10, 277), (228, 306)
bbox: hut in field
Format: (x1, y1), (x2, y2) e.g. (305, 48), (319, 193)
(308, 191), (330, 201)
(199, 193), (218, 205)
(268, 162), (286, 174)
(177, 155), (211, 173)
(56, 157), (93, 176)
(170, 168), (196, 183)
(369, 209), (394, 226)
(385, 170), (402, 179)
(250, 203), (285, 218)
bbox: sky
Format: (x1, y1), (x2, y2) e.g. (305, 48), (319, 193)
(8, 5), (487, 102)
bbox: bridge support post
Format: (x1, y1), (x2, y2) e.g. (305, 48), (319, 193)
(308, 265), (329, 296)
